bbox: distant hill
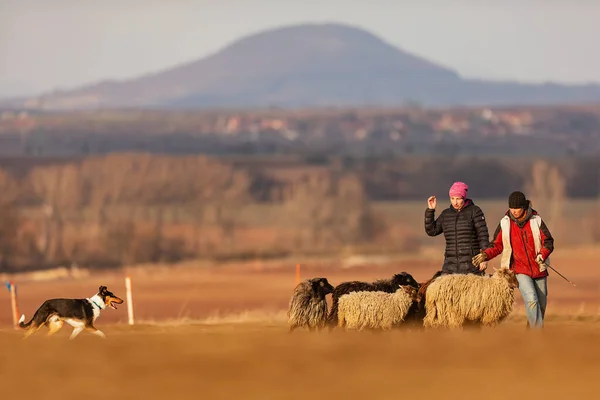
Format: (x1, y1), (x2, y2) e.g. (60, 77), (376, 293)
(5, 23), (600, 110)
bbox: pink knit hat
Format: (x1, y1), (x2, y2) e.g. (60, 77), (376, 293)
(449, 181), (468, 198)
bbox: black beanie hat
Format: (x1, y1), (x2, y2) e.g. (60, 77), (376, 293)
(508, 191), (528, 209)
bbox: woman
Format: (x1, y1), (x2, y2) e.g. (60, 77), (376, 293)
(424, 181), (490, 276)
(472, 191), (554, 329)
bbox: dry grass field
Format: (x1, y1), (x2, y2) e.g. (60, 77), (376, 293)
(0, 245), (598, 399)
(1, 321), (600, 399)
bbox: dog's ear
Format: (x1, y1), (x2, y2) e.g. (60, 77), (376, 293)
(99, 286), (107, 293)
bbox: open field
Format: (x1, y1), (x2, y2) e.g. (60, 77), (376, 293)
(1, 321), (600, 399)
(0, 246), (598, 399)
(2, 245), (598, 326)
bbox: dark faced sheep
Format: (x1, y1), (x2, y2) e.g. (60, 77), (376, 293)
(287, 277), (335, 332)
(413, 270), (445, 318)
(327, 272), (420, 327)
(402, 270), (444, 326)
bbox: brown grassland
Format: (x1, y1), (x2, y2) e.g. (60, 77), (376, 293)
(0, 246), (598, 399)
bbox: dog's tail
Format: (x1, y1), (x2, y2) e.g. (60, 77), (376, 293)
(18, 307), (48, 330)
(18, 314), (32, 329)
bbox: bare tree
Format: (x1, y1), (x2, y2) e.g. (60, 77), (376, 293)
(526, 159), (566, 235)
(0, 201), (20, 271)
(282, 171), (383, 251)
(192, 166), (253, 255)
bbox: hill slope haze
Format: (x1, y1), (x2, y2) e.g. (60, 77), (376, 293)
(7, 23), (600, 109)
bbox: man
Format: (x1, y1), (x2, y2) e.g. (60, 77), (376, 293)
(472, 191), (554, 328)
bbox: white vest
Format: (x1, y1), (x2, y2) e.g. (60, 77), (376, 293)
(499, 214), (550, 269)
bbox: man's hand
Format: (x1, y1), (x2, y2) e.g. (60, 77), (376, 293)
(472, 251), (487, 267)
(478, 261), (488, 271)
(536, 254), (547, 272)
(427, 196), (437, 210)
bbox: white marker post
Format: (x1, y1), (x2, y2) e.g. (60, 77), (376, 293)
(125, 276), (134, 325)
(9, 281), (20, 330)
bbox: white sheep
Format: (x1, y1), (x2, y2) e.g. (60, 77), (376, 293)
(336, 285), (417, 331)
(423, 267), (519, 329)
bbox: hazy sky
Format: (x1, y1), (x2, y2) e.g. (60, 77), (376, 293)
(1, 0), (599, 98)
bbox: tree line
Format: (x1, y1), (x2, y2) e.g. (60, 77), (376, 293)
(0, 153), (597, 272)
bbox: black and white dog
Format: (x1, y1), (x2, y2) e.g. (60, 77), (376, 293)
(19, 285), (124, 339)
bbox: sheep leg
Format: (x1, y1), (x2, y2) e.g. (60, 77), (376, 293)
(446, 313), (464, 329)
(463, 320), (482, 330)
(423, 301), (438, 328)
(337, 313), (346, 329)
(436, 302), (460, 329)
(480, 315), (498, 328)
(327, 306), (339, 329)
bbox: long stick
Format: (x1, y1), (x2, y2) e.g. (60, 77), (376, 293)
(547, 265), (577, 287)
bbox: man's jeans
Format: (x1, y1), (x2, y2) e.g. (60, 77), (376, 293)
(516, 274), (547, 328)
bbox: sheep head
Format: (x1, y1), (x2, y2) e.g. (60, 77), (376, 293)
(493, 267), (519, 289)
(391, 272), (420, 289)
(415, 271), (443, 304)
(400, 285), (418, 300)
(310, 277), (335, 298)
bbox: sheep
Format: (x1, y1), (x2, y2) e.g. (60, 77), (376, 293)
(423, 267), (519, 329)
(327, 272), (420, 327)
(403, 270), (444, 325)
(337, 285), (418, 331)
(414, 270), (444, 315)
(287, 277), (334, 332)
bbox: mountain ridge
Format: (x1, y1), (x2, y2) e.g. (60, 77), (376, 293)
(4, 22), (600, 110)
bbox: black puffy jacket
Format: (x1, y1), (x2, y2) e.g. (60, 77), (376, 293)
(424, 199), (490, 275)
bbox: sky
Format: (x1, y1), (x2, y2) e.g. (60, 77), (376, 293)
(1, 0), (599, 98)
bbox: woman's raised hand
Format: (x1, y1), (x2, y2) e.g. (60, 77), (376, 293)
(427, 196), (437, 210)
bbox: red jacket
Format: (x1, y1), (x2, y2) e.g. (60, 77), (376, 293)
(484, 208), (554, 279)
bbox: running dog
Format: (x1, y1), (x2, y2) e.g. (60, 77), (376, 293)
(18, 285), (124, 340)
